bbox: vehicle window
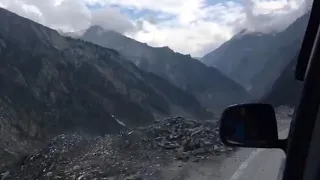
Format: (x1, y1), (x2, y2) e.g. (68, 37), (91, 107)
(0, 1), (313, 180)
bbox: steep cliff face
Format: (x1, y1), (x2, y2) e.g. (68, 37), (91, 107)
(80, 26), (252, 111)
(262, 56), (303, 107)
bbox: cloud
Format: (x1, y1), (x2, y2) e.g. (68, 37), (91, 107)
(129, 8), (239, 56)
(0, 0), (91, 31)
(90, 7), (136, 34)
(0, 0), (313, 57)
(0, 0), (135, 33)
(242, 0), (311, 33)
(96, 0), (311, 56)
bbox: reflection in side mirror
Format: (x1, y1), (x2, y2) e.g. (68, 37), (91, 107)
(219, 103), (279, 148)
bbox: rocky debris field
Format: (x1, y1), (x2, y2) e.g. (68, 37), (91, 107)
(1, 117), (234, 180)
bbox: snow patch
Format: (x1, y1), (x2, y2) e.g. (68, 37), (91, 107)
(111, 114), (126, 127)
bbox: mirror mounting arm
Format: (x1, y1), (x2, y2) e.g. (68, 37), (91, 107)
(277, 139), (288, 152)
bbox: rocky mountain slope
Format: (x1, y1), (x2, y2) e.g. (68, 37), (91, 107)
(262, 56), (303, 107)
(78, 26), (252, 111)
(0, 7), (213, 166)
(201, 13), (310, 98)
(2, 117), (232, 180)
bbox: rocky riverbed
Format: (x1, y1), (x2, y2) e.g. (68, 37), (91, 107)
(1, 117), (233, 180)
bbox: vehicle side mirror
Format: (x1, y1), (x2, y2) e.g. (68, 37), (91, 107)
(219, 103), (280, 148)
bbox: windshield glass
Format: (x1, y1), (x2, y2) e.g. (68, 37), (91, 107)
(0, 0), (312, 179)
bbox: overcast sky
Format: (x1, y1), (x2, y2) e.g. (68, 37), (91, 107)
(0, 0), (312, 57)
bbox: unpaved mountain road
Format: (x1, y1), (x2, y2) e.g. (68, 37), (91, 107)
(162, 117), (291, 180)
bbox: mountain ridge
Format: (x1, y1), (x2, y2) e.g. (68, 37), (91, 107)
(79, 25), (252, 111)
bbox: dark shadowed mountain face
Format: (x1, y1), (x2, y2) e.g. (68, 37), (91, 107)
(201, 13), (310, 99)
(79, 26), (252, 111)
(0, 8), (213, 164)
(262, 56), (303, 107)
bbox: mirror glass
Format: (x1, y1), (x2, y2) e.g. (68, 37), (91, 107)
(220, 103), (279, 148)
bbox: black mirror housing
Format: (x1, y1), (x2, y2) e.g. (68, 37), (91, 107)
(219, 103), (279, 148)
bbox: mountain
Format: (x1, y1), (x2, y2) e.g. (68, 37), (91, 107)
(201, 13), (310, 98)
(262, 56), (303, 107)
(0, 8), (212, 165)
(79, 26), (252, 111)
